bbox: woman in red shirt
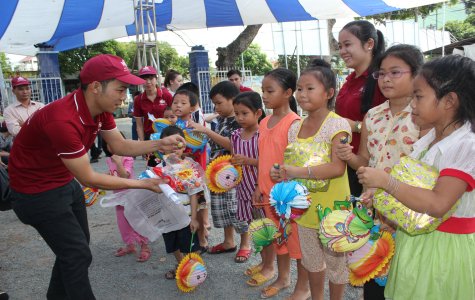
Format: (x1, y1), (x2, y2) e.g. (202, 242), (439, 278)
(335, 20), (386, 196)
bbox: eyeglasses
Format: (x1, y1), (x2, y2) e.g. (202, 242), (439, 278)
(372, 70), (412, 80)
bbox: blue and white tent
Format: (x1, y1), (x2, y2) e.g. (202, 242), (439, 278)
(0, 0), (446, 55)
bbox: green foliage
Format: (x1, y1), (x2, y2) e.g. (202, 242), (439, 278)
(0, 53), (12, 76)
(276, 55), (313, 75)
(445, 16), (475, 40)
(234, 44), (272, 75)
(58, 40), (189, 78)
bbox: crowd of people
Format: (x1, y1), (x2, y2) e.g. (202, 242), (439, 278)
(2, 19), (474, 300)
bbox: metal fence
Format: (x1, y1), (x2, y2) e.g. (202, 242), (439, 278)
(197, 68), (253, 114)
(0, 77), (64, 113)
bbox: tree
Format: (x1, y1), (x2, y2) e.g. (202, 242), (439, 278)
(234, 44), (272, 75)
(155, 41), (189, 77)
(0, 53), (12, 77)
(445, 13), (475, 40)
(216, 25), (262, 68)
(277, 54), (314, 75)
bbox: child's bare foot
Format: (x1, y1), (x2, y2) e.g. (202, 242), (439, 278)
(114, 244), (136, 257)
(137, 244), (151, 262)
(285, 289), (311, 300)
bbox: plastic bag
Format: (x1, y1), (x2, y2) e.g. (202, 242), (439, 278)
(100, 184), (190, 241)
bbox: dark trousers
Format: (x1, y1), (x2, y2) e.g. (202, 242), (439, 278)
(347, 165), (363, 196)
(11, 180), (95, 300)
(131, 120), (138, 141)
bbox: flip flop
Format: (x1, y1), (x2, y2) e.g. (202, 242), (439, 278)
(114, 245), (136, 257)
(207, 243), (237, 254)
(234, 248), (252, 263)
(260, 284), (290, 299)
(246, 272), (274, 287)
(137, 245), (152, 262)
(244, 264), (263, 276)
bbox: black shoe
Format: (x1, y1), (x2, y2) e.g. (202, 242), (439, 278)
(0, 290), (9, 300)
(90, 158), (99, 163)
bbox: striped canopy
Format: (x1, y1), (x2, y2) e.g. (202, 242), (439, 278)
(0, 0), (445, 55)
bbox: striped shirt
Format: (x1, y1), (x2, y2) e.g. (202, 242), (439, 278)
(231, 128), (260, 221)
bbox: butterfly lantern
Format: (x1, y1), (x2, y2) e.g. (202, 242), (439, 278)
(319, 198), (374, 252)
(176, 253), (207, 293)
(347, 225), (395, 286)
(205, 155), (243, 193)
(249, 218), (278, 254)
(269, 180), (311, 244)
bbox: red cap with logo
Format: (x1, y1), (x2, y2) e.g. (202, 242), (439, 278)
(12, 76), (30, 88)
(138, 66), (158, 76)
(79, 54), (145, 85)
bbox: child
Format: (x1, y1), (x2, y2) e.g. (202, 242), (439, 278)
(158, 126), (200, 280)
(189, 81), (251, 263)
(176, 82), (205, 126)
(357, 55), (475, 300)
(335, 44), (424, 299)
(229, 92), (266, 271)
(171, 90), (209, 252)
(102, 133), (151, 262)
(163, 106), (178, 125)
(271, 61), (351, 300)
(251, 68), (308, 299)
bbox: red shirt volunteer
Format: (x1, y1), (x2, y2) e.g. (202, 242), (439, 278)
(335, 70), (385, 153)
(9, 90), (116, 194)
(239, 85), (253, 92)
(133, 87), (172, 136)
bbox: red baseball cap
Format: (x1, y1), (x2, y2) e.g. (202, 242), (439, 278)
(138, 66), (158, 76)
(79, 54), (145, 85)
(12, 76), (30, 88)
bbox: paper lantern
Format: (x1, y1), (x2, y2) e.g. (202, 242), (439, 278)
(373, 156), (458, 235)
(249, 218), (278, 253)
(205, 155), (242, 193)
(269, 181), (311, 220)
(176, 253), (207, 293)
(82, 186), (104, 207)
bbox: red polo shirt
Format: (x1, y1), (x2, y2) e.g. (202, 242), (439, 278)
(133, 88), (173, 136)
(239, 85), (253, 92)
(335, 70), (385, 153)
(9, 89), (116, 194)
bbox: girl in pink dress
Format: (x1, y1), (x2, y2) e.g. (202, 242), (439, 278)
(103, 134), (151, 262)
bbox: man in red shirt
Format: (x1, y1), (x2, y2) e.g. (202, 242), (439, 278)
(8, 54), (185, 300)
(227, 69), (253, 92)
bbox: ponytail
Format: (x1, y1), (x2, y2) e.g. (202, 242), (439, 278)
(289, 96), (298, 114)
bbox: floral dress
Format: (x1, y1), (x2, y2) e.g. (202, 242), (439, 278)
(365, 101), (419, 172)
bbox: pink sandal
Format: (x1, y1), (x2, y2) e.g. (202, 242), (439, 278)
(115, 244), (136, 257)
(137, 244), (152, 262)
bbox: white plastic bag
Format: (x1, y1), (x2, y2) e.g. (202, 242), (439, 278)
(100, 184), (191, 242)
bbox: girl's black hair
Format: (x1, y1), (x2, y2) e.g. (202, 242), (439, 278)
(101, 131), (126, 157)
(164, 69), (181, 88)
(173, 89), (198, 107)
(376, 44), (424, 76)
(301, 59), (336, 109)
(342, 20), (385, 113)
(209, 80), (239, 100)
(160, 125), (185, 139)
(264, 68), (298, 114)
(419, 55), (475, 132)
(233, 91), (267, 123)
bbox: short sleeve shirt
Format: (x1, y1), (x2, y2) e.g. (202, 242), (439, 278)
(410, 122), (475, 218)
(133, 88), (173, 135)
(9, 89), (116, 194)
(209, 116), (240, 160)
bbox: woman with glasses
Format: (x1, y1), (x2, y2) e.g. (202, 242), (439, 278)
(335, 20), (387, 196)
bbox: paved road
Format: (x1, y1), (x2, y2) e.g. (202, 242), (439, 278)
(0, 118), (362, 299)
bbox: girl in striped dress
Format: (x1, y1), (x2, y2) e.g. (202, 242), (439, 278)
(230, 92), (266, 222)
(230, 92), (266, 267)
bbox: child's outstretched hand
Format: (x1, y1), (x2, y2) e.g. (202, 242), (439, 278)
(231, 154), (248, 166)
(335, 143), (354, 161)
(251, 186), (263, 206)
(360, 188), (376, 208)
(270, 163), (286, 182)
(188, 120), (207, 134)
(190, 218), (199, 233)
(356, 167), (389, 189)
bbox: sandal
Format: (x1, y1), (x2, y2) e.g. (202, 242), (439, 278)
(114, 244), (136, 257)
(260, 284), (290, 299)
(246, 272), (274, 287)
(244, 264), (262, 276)
(207, 243), (237, 254)
(137, 244), (152, 262)
(165, 268), (176, 280)
(234, 248), (252, 263)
